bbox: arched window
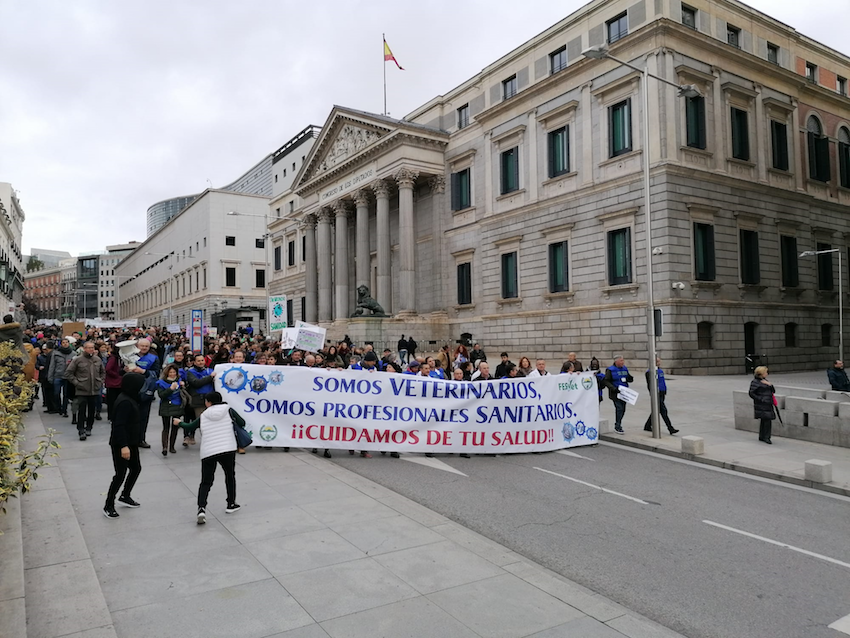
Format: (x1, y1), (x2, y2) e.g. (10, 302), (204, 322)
(697, 321), (714, 350)
(822, 323), (833, 347)
(808, 115), (830, 182)
(785, 322), (798, 348)
(838, 126), (850, 188)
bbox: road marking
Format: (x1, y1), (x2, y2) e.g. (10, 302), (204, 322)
(703, 520), (850, 571)
(401, 455), (467, 476)
(598, 441), (850, 504)
(534, 467), (648, 505)
(829, 613), (850, 635)
(556, 450), (595, 461)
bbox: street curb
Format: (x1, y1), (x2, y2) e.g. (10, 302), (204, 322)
(599, 434), (850, 498)
(0, 490), (26, 638)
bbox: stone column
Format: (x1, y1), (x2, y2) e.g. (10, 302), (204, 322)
(333, 200), (350, 320)
(396, 168), (419, 314)
(372, 180), (392, 314)
(429, 175), (447, 314)
(354, 189), (370, 289)
(316, 208), (334, 322)
(301, 214), (318, 323)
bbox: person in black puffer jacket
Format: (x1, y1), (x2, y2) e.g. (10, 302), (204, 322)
(104, 373), (146, 518)
(748, 366), (775, 445)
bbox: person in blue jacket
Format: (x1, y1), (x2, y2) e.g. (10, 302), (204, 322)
(603, 355), (633, 434)
(157, 364), (186, 456)
(643, 357), (679, 435)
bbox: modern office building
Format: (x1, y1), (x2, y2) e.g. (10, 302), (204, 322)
(27, 248), (72, 269)
(145, 125), (321, 237)
(267, 0), (850, 373)
(98, 242), (139, 320)
(117, 189), (271, 331)
(0, 183), (26, 310)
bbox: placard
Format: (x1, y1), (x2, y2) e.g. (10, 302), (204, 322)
(190, 310), (203, 352)
(617, 387), (639, 405)
(269, 295), (287, 332)
(294, 324), (326, 352)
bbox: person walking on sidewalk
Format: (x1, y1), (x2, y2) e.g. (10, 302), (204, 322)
(104, 373), (146, 518)
(173, 391), (241, 525)
(64, 341), (105, 441)
(749, 366), (775, 445)
(643, 356), (679, 435)
(604, 355), (633, 434)
(47, 337), (75, 417)
(827, 360), (850, 392)
(130, 338), (160, 449)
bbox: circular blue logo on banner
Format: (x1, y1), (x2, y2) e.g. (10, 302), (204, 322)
(222, 367), (248, 393)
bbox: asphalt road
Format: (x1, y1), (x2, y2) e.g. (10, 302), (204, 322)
(326, 443), (850, 638)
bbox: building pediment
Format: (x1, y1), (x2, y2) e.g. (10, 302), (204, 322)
(295, 106), (449, 196)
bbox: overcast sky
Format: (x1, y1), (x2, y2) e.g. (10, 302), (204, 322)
(1, 0), (846, 258)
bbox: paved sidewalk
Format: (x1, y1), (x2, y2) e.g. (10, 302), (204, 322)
(11, 408), (685, 638)
(599, 371), (850, 496)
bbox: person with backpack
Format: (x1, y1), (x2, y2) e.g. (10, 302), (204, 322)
(173, 392), (243, 524)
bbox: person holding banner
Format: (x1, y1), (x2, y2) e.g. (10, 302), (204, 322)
(604, 355), (634, 434)
(185, 354), (216, 445)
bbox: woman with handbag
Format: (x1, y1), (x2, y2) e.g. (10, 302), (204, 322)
(749, 365), (775, 444)
(174, 391), (243, 524)
(157, 364), (186, 456)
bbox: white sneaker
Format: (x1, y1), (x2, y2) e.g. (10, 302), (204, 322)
(197, 508), (206, 525)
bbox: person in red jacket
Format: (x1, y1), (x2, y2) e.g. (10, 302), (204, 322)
(104, 344), (124, 421)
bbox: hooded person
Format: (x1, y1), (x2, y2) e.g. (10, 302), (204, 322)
(174, 391), (242, 524)
(0, 314), (26, 358)
(103, 373), (146, 518)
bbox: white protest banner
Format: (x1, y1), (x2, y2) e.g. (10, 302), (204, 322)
(295, 324), (326, 352)
(617, 386), (639, 405)
(166, 324), (181, 334)
(269, 295), (287, 332)
(215, 365), (600, 454)
(280, 328), (299, 350)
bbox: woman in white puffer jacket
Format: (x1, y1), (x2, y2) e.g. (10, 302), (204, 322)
(175, 391), (244, 524)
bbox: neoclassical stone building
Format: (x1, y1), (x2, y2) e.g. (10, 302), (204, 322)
(268, 0), (850, 373)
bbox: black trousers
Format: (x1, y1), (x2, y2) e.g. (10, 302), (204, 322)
(106, 444), (141, 508)
(77, 395), (99, 431)
(198, 451), (236, 509)
(644, 391), (675, 432)
(41, 378), (57, 412)
(105, 387), (121, 421)
(759, 418), (773, 441)
(138, 401), (153, 442)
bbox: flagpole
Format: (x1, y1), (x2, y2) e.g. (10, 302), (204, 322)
(382, 33), (387, 115)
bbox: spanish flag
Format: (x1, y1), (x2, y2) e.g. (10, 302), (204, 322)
(384, 37), (404, 70)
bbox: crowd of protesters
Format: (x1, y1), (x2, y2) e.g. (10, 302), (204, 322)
(18, 320), (679, 520)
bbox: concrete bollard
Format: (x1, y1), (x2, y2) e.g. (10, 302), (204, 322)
(681, 435), (704, 455)
(804, 459), (833, 484)
(598, 419), (612, 434)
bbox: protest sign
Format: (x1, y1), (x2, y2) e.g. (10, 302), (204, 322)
(280, 328), (299, 350)
(269, 295), (287, 332)
(214, 365), (600, 454)
(617, 386), (639, 405)
(166, 324), (181, 334)
(294, 324), (326, 352)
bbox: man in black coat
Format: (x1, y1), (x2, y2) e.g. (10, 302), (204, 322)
(104, 373), (145, 518)
(827, 360), (850, 392)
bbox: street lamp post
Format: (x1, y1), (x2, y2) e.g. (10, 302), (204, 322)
(800, 248), (844, 362)
(75, 282), (97, 321)
(582, 45), (701, 439)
